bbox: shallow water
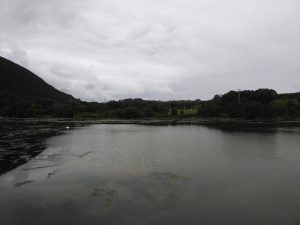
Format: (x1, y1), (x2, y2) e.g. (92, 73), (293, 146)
(0, 121), (66, 174)
(1, 124), (300, 225)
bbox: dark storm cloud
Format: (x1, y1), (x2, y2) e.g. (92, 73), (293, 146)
(1, 0), (299, 101)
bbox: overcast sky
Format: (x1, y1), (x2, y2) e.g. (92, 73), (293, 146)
(0, 0), (299, 101)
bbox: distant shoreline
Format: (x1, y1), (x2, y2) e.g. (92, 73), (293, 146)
(1, 117), (300, 127)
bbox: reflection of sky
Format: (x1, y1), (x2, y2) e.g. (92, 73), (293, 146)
(221, 132), (279, 162)
(1, 125), (300, 225)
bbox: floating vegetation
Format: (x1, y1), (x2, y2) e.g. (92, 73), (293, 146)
(45, 153), (62, 159)
(153, 172), (189, 181)
(23, 165), (57, 171)
(14, 180), (34, 187)
(69, 151), (94, 158)
(92, 188), (117, 198)
(78, 151), (94, 158)
(92, 188), (117, 207)
(47, 170), (57, 179)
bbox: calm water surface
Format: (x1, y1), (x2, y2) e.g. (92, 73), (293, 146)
(1, 124), (300, 225)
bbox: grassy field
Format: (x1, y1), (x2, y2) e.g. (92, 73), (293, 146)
(178, 108), (198, 116)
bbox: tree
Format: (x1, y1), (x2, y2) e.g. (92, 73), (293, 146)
(242, 101), (263, 118)
(119, 107), (141, 119)
(171, 108), (178, 116)
(143, 106), (155, 117)
(253, 89), (277, 104)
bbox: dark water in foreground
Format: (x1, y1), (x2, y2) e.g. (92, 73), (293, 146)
(1, 124), (300, 225)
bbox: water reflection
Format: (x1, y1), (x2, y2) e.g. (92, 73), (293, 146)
(1, 124), (300, 225)
(220, 132), (279, 162)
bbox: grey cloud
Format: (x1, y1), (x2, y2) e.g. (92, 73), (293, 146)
(0, 0), (299, 101)
(0, 44), (29, 67)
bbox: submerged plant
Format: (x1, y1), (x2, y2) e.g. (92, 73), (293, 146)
(14, 180), (34, 187)
(92, 188), (117, 207)
(153, 172), (189, 181)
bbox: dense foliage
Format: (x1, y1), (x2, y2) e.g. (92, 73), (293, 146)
(1, 89), (299, 120)
(197, 89), (300, 120)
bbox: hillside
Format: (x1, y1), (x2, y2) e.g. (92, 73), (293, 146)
(0, 56), (78, 117)
(0, 56), (74, 103)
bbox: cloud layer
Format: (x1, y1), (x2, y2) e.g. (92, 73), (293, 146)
(1, 0), (300, 101)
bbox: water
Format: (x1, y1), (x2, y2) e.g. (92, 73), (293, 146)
(1, 124), (300, 225)
(0, 121), (65, 174)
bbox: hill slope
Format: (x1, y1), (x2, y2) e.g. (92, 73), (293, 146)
(0, 56), (74, 103)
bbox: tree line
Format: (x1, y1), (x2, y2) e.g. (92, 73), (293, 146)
(1, 89), (300, 120)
